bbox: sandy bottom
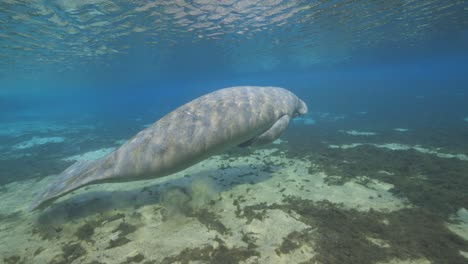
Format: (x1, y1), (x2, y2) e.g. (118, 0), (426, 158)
(0, 145), (467, 264)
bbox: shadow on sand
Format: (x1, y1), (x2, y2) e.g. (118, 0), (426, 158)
(36, 163), (276, 225)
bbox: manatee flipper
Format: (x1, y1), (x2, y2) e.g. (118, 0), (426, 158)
(239, 115), (290, 147)
(29, 159), (101, 211)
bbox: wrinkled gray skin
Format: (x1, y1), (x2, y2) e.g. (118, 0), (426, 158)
(30, 86), (308, 211)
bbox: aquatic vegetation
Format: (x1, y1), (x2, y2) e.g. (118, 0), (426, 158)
(107, 222), (138, 249)
(123, 252), (145, 263)
(313, 144), (468, 216)
(3, 255), (22, 264)
(186, 209), (230, 235)
(160, 238), (260, 264)
(54, 243), (87, 264)
(75, 221), (97, 242)
(241, 197), (468, 264)
(0, 141), (467, 262)
(275, 229), (312, 255)
(0, 211), (21, 222)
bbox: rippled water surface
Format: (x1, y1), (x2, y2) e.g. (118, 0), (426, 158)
(1, 0), (467, 74)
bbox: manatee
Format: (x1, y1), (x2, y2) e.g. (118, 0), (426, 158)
(30, 86), (307, 210)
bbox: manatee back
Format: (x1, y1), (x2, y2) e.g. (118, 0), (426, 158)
(107, 86), (299, 180)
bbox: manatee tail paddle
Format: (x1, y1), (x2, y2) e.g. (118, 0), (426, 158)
(29, 159), (100, 211)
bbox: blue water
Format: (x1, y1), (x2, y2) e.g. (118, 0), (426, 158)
(1, 1), (468, 263)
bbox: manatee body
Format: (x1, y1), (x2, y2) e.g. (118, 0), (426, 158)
(30, 86), (308, 210)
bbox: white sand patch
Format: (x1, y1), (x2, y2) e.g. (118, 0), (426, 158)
(343, 130), (377, 136)
(0, 120), (94, 137)
(0, 178), (48, 257)
(366, 236), (390, 248)
(230, 209), (315, 263)
(377, 143), (412, 151)
(0, 147), (411, 263)
(315, 112), (346, 122)
(62, 147), (115, 161)
(209, 149), (408, 212)
(0, 178), (42, 213)
(447, 208), (468, 241)
(378, 170), (395, 176)
(114, 139), (127, 145)
(460, 251), (468, 259)
(393, 128), (409, 132)
(329, 143), (363, 149)
(13, 136), (65, 150)
(377, 258), (431, 264)
(329, 143), (468, 161)
(292, 116), (315, 125)
(272, 138), (286, 145)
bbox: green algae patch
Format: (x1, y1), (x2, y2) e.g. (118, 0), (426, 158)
(160, 238), (259, 264)
(75, 221), (97, 242)
(108, 236), (131, 249)
(186, 208), (231, 235)
(50, 242), (87, 264)
(106, 222), (138, 249)
(116, 222), (138, 236)
(240, 196), (468, 264)
(3, 255), (22, 264)
(310, 145), (468, 216)
(0, 211), (21, 222)
(275, 229), (313, 255)
(241, 231), (259, 250)
(121, 253), (145, 263)
(235, 200), (268, 224)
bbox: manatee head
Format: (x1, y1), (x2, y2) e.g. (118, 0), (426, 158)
(294, 98), (308, 117)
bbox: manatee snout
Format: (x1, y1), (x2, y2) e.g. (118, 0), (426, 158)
(295, 98), (308, 116)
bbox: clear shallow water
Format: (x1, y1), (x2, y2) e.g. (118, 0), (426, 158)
(1, 1), (468, 263)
